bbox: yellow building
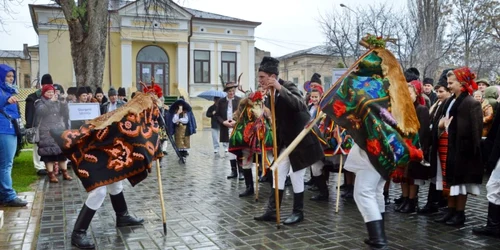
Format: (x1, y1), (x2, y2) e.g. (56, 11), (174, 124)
(0, 44), (38, 88)
(29, 0), (260, 98)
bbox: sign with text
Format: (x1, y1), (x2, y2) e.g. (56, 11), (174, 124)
(68, 103), (101, 121)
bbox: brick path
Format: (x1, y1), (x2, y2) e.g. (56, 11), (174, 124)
(3, 129), (500, 250)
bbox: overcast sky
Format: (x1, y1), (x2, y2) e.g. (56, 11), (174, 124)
(0, 0), (405, 57)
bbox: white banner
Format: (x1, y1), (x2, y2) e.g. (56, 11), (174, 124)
(68, 103), (101, 121)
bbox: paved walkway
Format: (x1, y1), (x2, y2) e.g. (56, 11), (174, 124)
(2, 129), (500, 250)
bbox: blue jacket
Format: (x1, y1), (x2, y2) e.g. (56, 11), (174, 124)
(0, 64), (19, 135)
(165, 111), (197, 137)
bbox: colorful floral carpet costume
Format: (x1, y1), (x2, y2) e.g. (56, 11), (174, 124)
(319, 36), (423, 180)
(51, 92), (163, 192)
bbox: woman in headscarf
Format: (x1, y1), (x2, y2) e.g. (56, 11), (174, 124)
(434, 67), (483, 226)
(473, 90), (494, 137)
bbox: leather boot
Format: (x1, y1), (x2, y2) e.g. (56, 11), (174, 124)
(304, 167), (314, 185)
(71, 204), (96, 249)
(227, 160), (238, 179)
(62, 169), (73, 181)
(238, 164), (244, 180)
(341, 185), (353, 199)
(254, 189), (284, 221)
(445, 210), (466, 226)
(284, 192), (304, 225)
(473, 202), (500, 237)
(109, 192), (144, 227)
(395, 197), (408, 212)
(364, 219), (388, 249)
(239, 169), (254, 197)
(48, 171), (59, 183)
(434, 207), (456, 223)
(365, 213), (385, 245)
(310, 174), (329, 201)
(418, 183), (439, 215)
(394, 195), (404, 205)
(399, 198), (416, 213)
(383, 191), (390, 205)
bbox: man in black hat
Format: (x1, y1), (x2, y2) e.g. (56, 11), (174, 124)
(118, 87), (128, 102)
(101, 88), (125, 114)
(253, 56), (324, 225)
(423, 77), (437, 105)
(94, 87), (108, 104)
(25, 73), (53, 175)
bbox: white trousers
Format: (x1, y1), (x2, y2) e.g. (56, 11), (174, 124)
(211, 128), (220, 151)
(33, 144), (45, 170)
(345, 144), (385, 222)
(85, 181), (124, 210)
(311, 160), (325, 176)
(486, 160), (500, 205)
(271, 148), (306, 193)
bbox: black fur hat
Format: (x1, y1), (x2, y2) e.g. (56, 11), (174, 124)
(310, 73), (322, 84)
(85, 86), (93, 95)
(67, 87), (77, 96)
(118, 87), (126, 97)
(258, 56), (280, 76)
(41, 74), (53, 85)
(436, 68), (453, 90)
(76, 86), (88, 97)
(404, 67), (420, 82)
(95, 87), (104, 95)
(423, 78), (434, 86)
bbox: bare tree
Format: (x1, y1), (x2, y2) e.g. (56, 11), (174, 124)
(0, 0), (24, 31)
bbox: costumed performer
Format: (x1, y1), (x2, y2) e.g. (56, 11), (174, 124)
(51, 87), (164, 249)
(166, 98), (196, 158)
(253, 56), (324, 225)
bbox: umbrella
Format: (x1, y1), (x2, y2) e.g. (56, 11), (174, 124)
(169, 99), (192, 114)
(197, 90), (226, 101)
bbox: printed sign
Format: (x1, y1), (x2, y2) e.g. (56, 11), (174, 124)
(142, 68), (150, 74)
(68, 103), (101, 121)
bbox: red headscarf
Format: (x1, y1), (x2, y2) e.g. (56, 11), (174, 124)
(453, 67), (477, 95)
(42, 84), (55, 99)
(409, 80), (425, 106)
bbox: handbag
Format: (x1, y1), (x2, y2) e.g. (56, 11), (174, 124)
(25, 100), (42, 144)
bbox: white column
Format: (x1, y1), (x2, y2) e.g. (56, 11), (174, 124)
(39, 34), (49, 77)
(248, 42), (255, 89)
(236, 45), (241, 83)
(177, 43), (188, 91)
(210, 43), (216, 87)
(121, 41), (132, 89)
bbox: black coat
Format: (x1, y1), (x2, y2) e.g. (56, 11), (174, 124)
(206, 104), (219, 129)
(443, 93), (484, 185)
(214, 96), (241, 143)
(25, 90), (42, 128)
(35, 98), (68, 157)
(428, 100), (447, 178)
(274, 79), (324, 172)
(408, 103), (431, 180)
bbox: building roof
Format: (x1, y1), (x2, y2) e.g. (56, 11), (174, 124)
(183, 7), (245, 22)
(0, 50), (26, 59)
(278, 45), (337, 60)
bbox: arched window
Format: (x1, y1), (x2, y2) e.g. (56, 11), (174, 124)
(136, 45), (169, 95)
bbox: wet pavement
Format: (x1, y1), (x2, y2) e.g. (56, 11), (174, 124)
(2, 129), (500, 250)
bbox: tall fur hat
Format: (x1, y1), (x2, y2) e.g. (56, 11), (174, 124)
(310, 73), (322, 84)
(41, 74), (53, 85)
(258, 56), (280, 76)
(76, 86), (88, 97)
(95, 87), (104, 95)
(118, 87), (126, 97)
(404, 67), (420, 82)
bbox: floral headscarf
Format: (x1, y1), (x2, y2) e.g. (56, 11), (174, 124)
(409, 80), (425, 106)
(453, 67), (478, 95)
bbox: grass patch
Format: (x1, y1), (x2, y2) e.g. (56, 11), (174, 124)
(23, 143), (34, 149)
(12, 151), (39, 192)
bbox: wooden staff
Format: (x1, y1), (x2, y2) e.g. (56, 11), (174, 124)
(335, 155), (344, 213)
(255, 152), (259, 202)
(270, 87), (280, 229)
(270, 112), (326, 172)
(156, 159), (167, 235)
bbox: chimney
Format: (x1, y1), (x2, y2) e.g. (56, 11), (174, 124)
(23, 44), (28, 58)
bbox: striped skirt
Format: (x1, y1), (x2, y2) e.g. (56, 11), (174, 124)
(438, 132), (449, 195)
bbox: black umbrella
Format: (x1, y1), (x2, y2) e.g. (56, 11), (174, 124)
(168, 99), (192, 114)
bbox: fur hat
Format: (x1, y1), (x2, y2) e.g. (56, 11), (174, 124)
(423, 78), (434, 86)
(95, 87), (104, 95)
(85, 86), (93, 95)
(41, 74), (53, 85)
(404, 67), (420, 82)
(53, 84), (65, 94)
(258, 56), (280, 76)
(76, 86), (88, 97)
(108, 87), (117, 96)
(118, 87), (126, 97)
(67, 87), (77, 96)
(436, 69), (453, 90)
(310, 73), (322, 84)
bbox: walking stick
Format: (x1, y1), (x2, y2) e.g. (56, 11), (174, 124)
(270, 87), (280, 229)
(255, 152), (259, 202)
(156, 159), (167, 235)
(335, 155), (344, 213)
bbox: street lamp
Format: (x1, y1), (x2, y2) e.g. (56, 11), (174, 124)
(340, 3), (361, 58)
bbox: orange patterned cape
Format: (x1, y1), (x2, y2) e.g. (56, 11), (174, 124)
(50, 93), (163, 192)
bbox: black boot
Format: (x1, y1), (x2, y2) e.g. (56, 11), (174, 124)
(71, 204), (96, 249)
(418, 183), (439, 215)
(239, 169), (255, 197)
(446, 210), (466, 226)
(284, 192), (304, 225)
(110, 192), (144, 227)
(383, 191), (390, 205)
(227, 160), (238, 179)
(341, 184), (353, 199)
(238, 164), (244, 180)
(310, 174), (329, 201)
(285, 176), (292, 187)
(473, 202), (500, 237)
(395, 197), (408, 212)
(394, 195), (404, 205)
(254, 189), (284, 221)
(365, 213), (385, 245)
(304, 167), (314, 185)
(364, 220), (388, 249)
(434, 207), (456, 223)
(399, 198), (416, 213)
